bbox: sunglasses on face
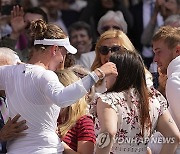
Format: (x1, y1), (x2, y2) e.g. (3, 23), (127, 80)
(101, 25), (122, 32)
(99, 45), (122, 55)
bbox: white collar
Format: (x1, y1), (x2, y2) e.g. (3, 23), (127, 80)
(167, 56), (180, 77)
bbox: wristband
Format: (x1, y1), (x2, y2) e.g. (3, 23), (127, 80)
(89, 71), (99, 83)
(96, 68), (105, 80)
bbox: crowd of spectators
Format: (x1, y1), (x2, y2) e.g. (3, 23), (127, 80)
(0, 0), (180, 154)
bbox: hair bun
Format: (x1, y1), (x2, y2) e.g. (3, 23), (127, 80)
(30, 19), (47, 39)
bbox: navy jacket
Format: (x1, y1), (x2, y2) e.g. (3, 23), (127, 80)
(0, 97), (7, 153)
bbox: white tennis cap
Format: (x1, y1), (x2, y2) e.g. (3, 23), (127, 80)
(34, 37), (77, 54)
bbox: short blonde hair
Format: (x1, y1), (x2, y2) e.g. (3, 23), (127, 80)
(152, 26), (180, 49)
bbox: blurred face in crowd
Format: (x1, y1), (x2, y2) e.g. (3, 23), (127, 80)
(1, 0), (12, 5)
(24, 13), (43, 27)
(98, 38), (121, 64)
(70, 29), (92, 55)
(24, 13), (44, 39)
(100, 0), (114, 8)
(164, 0), (179, 18)
(59, 0), (71, 10)
(100, 19), (122, 34)
(43, 0), (59, 14)
(153, 39), (174, 74)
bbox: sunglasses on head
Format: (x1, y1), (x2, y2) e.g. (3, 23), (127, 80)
(99, 45), (122, 55)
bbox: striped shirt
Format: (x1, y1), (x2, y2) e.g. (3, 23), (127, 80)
(62, 115), (96, 151)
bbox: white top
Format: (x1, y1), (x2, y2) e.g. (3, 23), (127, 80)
(0, 64), (98, 154)
(166, 55), (180, 130)
(75, 51), (96, 70)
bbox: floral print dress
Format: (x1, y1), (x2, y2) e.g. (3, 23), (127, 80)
(90, 87), (168, 154)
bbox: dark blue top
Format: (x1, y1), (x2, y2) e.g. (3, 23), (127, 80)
(0, 96), (7, 153)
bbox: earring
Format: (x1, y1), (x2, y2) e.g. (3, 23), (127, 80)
(40, 47), (46, 51)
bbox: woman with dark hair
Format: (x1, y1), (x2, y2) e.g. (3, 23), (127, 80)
(96, 50), (180, 154)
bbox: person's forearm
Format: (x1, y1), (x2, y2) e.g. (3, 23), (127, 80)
(0, 132), (5, 142)
(141, 21), (157, 46)
(10, 31), (21, 40)
(150, 11), (159, 25)
(62, 141), (80, 154)
(63, 148), (79, 154)
(55, 72), (99, 108)
(45, 62), (116, 108)
(160, 142), (179, 154)
(141, 8), (158, 46)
